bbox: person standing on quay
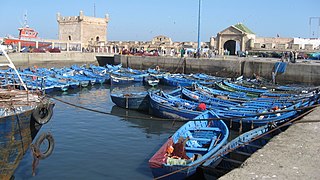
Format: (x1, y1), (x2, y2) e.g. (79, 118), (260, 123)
(180, 48), (185, 58)
(289, 51), (293, 62)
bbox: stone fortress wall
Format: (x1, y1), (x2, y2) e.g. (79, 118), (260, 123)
(57, 11), (109, 49)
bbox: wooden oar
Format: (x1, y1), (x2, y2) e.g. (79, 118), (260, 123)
(213, 133), (222, 146)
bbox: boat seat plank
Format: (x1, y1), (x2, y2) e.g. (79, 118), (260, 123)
(185, 147), (208, 152)
(189, 137), (211, 142)
(195, 127), (221, 131)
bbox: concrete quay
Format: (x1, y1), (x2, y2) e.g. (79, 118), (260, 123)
(114, 55), (320, 85)
(0, 52), (109, 68)
(219, 107), (320, 180)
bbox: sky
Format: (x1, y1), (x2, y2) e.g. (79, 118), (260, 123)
(1, 0), (320, 42)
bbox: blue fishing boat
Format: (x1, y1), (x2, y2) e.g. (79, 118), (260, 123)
(150, 90), (257, 120)
(261, 92), (294, 97)
(147, 67), (168, 80)
(149, 90), (204, 120)
(184, 74), (219, 86)
(162, 74), (217, 87)
(181, 87), (239, 108)
(110, 74), (136, 85)
(52, 74), (80, 89)
(215, 81), (260, 98)
(110, 68), (148, 85)
(71, 64), (108, 84)
(223, 98), (316, 131)
(191, 73), (222, 82)
(106, 63), (122, 73)
(201, 124), (278, 179)
(149, 110), (229, 180)
(223, 80), (269, 94)
(111, 88), (182, 112)
(181, 87), (284, 114)
(144, 75), (160, 87)
(162, 74), (195, 87)
(110, 91), (150, 111)
(193, 83), (249, 100)
(46, 76), (70, 92)
(60, 70), (91, 87)
(88, 65), (111, 84)
(1, 70), (56, 93)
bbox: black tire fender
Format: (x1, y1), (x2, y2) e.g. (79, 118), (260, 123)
(32, 103), (54, 125)
(34, 132), (55, 160)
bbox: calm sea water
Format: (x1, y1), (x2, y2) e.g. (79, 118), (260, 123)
(13, 84), (185, 180)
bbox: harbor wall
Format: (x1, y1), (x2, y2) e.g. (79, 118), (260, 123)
(1, 52), (320, 85)
(115, 55), (243, 78)
(0, 52), (102, 68)
(115, 55), (320, 85)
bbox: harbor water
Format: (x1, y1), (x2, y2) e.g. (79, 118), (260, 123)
(13, 84), (187, 180)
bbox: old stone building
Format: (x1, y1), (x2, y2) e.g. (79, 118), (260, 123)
(57, 11), (109, 50)
(213, 23), (320, 55)
(107, 35), (177, 55)
(214, 23), (256, 55)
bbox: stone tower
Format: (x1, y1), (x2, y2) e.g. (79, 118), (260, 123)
(57, 11), (109, 48)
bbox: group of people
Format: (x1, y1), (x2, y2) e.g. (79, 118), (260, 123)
(282, 51), (297, 63)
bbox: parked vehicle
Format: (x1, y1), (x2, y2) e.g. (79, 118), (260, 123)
(297, 52), (308, 59)
(271, 52), (282, 58)
(237, 51), (246, 57)
(31, 47), (46, 53)
(47, 47), (61, 53)
(258, 52), (269, 57)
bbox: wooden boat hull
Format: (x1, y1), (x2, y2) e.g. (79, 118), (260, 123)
(149, 92), (201, 120)
(149, 111), (229, 179)
(110, 92), (149, 111)
(110, 74), (141, 85)
(0, 47), (56, 179)
(143, 76), (160, 87)
(181, 87), (239, 108)
(0, 102), (55, 179)
(162, 75), (193, 87)
(224, 99), (315, 131)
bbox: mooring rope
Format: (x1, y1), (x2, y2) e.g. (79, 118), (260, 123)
(47, 94), (320, 124)
(47, 95), (174, 122)
(173, 58), (185, 74)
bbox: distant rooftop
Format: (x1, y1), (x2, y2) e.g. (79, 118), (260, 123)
(234, 23), (255, 34)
